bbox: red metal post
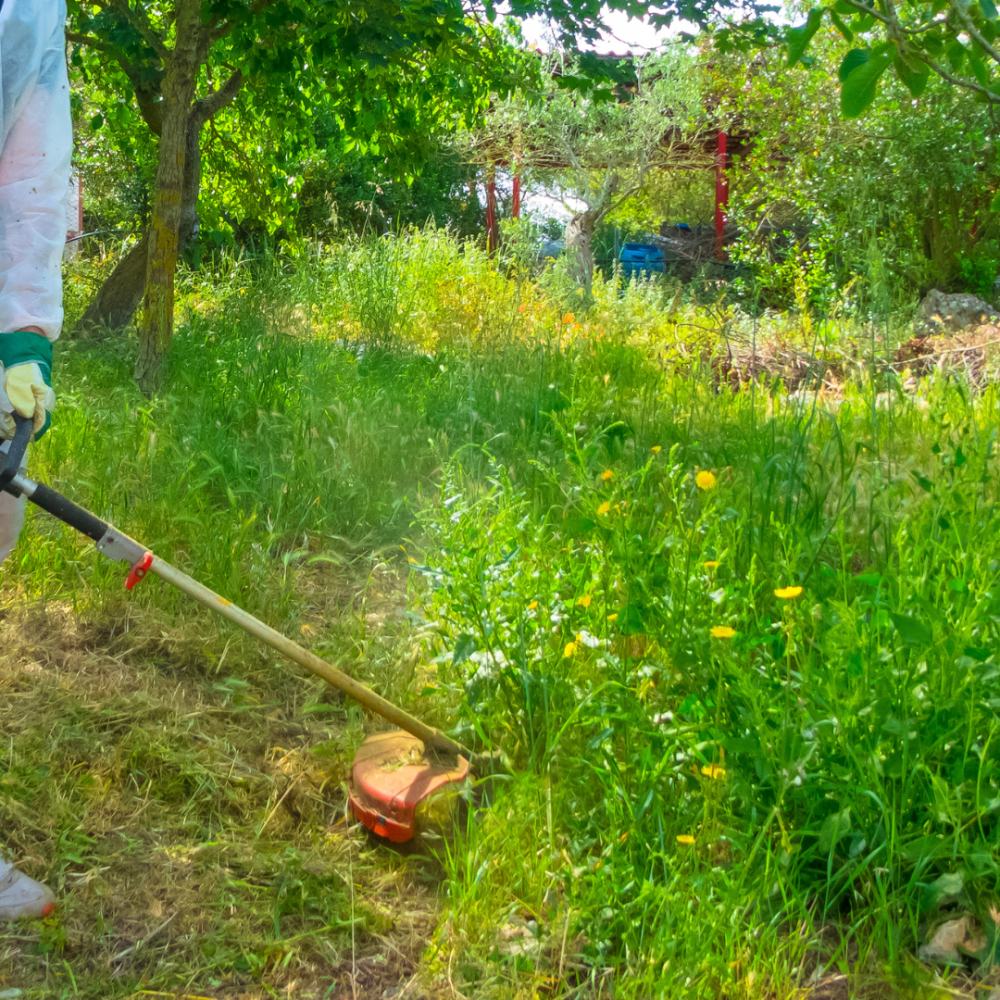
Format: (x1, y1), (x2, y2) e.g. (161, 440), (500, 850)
(486, 168), (499, 253)
(714, 130), (729, 261)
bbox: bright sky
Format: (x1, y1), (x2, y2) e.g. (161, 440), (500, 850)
(519, 7), (676, 54)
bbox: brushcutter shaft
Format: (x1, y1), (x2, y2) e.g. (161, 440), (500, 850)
(0, 414), (469, 760)
(150, 558), (468, 756)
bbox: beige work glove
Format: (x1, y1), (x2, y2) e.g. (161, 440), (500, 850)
(0, 332), (55, 440)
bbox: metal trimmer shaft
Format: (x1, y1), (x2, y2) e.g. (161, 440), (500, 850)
(1, 416), (468, 759)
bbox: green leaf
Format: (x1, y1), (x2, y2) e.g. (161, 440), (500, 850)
(818, 807), (852, 853)
(618, 603), (646, 635)
(982, 0), (998, 19)
(453, 634), (477, 666)
(830, 10), (854, 40)
(841, 48), (893, 116)
(991, 189), (1000, 212)
(948, 39), (967, 71)
(89, 112), (104, 130)
(921, 871), (966, 911)
(833, 0), (856, 11)
(894, 52), (930, 96)
(889, 611), (933, 646)
(786, 8), (824, 66)
(561, 517), (596, 538)
(969, 53), (990, 86)
(838, 48), (870, 82)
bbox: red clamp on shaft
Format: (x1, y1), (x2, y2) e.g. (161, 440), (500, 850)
(126, 552), (153, 591)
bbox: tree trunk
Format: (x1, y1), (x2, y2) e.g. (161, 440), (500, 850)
(565, 210), (600, 290)
(75, 232), (149, 334)
(76, 73), (236, 338)
(134, 0), (207, 395)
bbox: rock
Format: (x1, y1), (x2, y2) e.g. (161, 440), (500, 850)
(916, 289), (998, 336)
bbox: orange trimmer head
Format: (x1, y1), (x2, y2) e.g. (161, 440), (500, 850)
(348, 731), (471, 842)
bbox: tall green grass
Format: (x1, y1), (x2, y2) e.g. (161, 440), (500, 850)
(13, 228), (989, 996)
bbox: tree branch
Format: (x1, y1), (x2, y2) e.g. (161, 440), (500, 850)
(109, 0), (170, 60)
(190, 70), (245, 129)
(951, 0), (1000, 65)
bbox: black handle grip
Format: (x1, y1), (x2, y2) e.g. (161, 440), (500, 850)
(28, 482), (109, 542)
(0, 414), (32, 494)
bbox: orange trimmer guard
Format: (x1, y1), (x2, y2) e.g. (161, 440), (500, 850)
(348, 730), (470, 842)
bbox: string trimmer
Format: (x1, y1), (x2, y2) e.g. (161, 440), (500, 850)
(0, 414), (480, 843)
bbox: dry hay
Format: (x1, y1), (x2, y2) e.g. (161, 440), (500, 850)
(701, 323), (1000, 397)
(0, 553), (443, 1000)
(891, 324), (1000, 387)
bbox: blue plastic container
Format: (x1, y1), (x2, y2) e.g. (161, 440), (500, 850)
(618, 243), (665, 279)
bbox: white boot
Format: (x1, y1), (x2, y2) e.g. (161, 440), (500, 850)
(0, 858), (56, 920)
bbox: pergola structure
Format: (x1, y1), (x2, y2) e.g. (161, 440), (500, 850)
(482, 124), (755, 261)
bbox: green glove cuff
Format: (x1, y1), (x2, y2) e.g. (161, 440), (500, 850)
(0, 332), (53, 384)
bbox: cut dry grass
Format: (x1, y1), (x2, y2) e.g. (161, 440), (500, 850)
(0, 556), (442, 1000)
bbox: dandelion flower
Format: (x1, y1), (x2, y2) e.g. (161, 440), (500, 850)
(701, 764), (727, 780)
(710, 626), (736, 639)
(601, 469), (613, 482)
(563, 641), (578, 658)
(774, 586), (804, 599)
(703, 560), (720, 569)
(577, 594), (592, 608)
(527, 600), (539, 610)
(597, 501), (611, 516)
(607, 612), (619, 622)
(695, 470), (717, 490)
(651, 445), (662, 454)
(676, 834), (696, 845)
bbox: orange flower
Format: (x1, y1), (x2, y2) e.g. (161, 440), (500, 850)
(601, 469), (613, 482)
(561, 312), (575, 324)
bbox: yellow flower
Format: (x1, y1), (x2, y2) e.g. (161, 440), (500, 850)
(601, 469), (613, 482)
(577, 594), (592, 608)
(774, 586), (804, 599)
(597, 501), (612, 516)
(710, 626), (736, 639)
(703, 560), (720, 569)
(563, 641), (578, 658)
(651, 445), (662, 454)
(607, 613), (618, 622)
(695, 470), (717, 490)
(676, 834), (696, 845)
(701, 764), (727, 780)
(527, 600), (539, 610)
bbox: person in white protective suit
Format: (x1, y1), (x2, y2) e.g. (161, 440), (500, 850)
(0, 0), (71, 919)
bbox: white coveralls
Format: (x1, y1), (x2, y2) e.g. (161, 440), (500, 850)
(0, 0), (72, 564)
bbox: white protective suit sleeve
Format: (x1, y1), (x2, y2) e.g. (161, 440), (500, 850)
(0, 0), (72, 342)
